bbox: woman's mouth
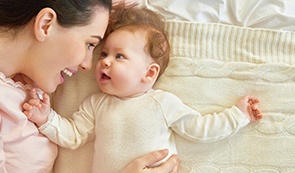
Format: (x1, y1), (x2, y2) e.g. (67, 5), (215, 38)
(63, 69), (73, 77)
(60, 68), (77, 84)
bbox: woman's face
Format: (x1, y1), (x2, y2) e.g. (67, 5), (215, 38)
(30, 7), (109, 93)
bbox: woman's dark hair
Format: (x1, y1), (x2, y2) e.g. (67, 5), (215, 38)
(0, 0), (112, 32)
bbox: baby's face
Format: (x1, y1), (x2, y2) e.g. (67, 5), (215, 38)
(94, 29), (154, 98)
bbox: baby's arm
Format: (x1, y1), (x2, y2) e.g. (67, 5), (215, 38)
(235, 95), (263, 122)
(23, 88), (95, 149)
(23, 88), (51, 127)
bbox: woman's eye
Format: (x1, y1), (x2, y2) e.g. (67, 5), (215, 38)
(116, 54), (124, 59)
(87, 43), (95, 50)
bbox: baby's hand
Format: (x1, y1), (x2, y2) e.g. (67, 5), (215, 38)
(236, 96), (263, 122)
(23, 88), (51, 127)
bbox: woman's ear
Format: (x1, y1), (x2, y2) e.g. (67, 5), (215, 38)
(143, 63), (160, 83)
(34, 8), (57, 42)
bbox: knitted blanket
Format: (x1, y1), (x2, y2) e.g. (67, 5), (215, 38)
(155, 20), (295, 172)
(52, 20), (295, 173)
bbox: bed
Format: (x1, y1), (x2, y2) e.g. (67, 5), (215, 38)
(51, 0), (295, 172)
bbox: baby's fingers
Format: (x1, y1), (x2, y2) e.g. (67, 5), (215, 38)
(29, 88), (40, 99)
(23, 110), (33, 119)
(254, 109), (263, 119)
(250, 104), (263, 120)
(250, 101), (262, 114)
(27, 99), (42, 108)
(22, 103), (34, 118)
(248, 97), (260, 104)
(42, 92), (50, 105)
(23, 102), (33, 111)
(251, 104), (258, 111)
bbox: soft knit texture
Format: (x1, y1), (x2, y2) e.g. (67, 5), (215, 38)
(156, 20), (295, 172)
(52, 20), (295, 173)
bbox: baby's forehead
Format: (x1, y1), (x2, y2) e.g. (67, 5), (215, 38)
(114, 26), (147, 34)
(102, 29), (147, 48)
(108, 27), (148, 41)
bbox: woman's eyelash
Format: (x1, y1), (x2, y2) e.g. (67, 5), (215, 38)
(87, 43), (95, 50)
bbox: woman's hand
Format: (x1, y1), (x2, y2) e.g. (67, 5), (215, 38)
(122, 149), (179, 173)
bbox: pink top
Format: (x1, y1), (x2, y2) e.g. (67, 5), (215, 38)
(0, 72), (57, 173)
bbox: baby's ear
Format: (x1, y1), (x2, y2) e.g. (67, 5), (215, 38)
(34, 8), (57, 42)
(143, 63), (160, 83)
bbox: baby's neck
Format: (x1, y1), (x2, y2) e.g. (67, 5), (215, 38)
(114, 88), (153, 99)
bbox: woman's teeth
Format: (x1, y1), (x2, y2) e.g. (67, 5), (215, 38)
(63, 69), (73, 77)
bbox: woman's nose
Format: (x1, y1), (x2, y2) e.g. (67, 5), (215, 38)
(80, 54), (93, 70)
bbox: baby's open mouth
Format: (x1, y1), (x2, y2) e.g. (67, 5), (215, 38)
(101, 73), (111, 79)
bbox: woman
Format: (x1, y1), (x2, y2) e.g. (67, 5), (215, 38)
(0, 0), (178, 172)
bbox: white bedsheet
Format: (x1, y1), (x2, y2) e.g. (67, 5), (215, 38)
(140, 0), (295, 31)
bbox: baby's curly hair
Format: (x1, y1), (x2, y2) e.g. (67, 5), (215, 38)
(106, 2), (170, 77)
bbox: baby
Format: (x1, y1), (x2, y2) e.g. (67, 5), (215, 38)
(23, 3), (262, 173)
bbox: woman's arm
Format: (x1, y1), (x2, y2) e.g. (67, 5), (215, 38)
(122, 149), (179, 173)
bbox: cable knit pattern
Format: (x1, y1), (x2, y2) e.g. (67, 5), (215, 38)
(165, 20), (295, 64)
(153, 20), (295, 172)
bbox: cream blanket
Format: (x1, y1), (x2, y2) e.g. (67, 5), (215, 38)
(52, 20), (295, 172)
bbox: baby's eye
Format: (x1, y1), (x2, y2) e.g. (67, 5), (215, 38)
(116, 54), (124, 59)
(100, 51), (108, 58)
(87, 43), (95, 50)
